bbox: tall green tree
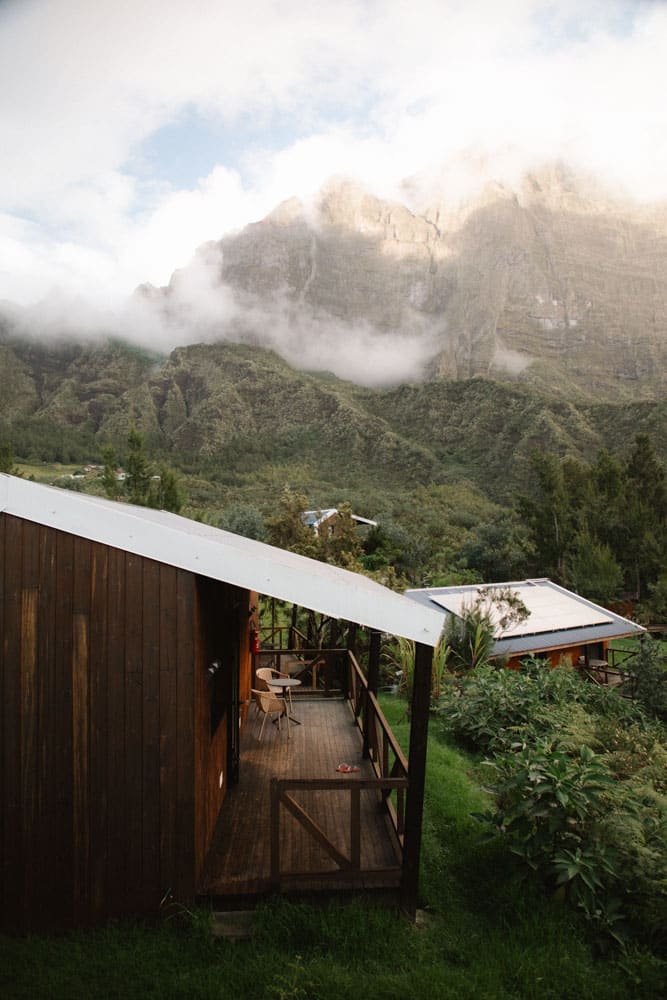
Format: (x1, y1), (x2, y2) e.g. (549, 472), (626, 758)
(518, 452), (576, 580)
(100, 431), (182, 514)
(459, 511), (534, 582)
(621, 434), (667, 599)
(0, 442), (21, 476)
(125, 426), (151, 506)
(566, 532), (624, 605)
(101, 444), (119, 500)
(266, 486), (319, 558)
(320, 502), (363, 571)
(148, 465), (182, 514)
(219, 503), (267, 541)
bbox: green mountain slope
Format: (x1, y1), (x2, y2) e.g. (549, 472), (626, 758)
(1, 334), (665, 516)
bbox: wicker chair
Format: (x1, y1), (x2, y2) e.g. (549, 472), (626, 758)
(251, 688), (289, 740)
(256, 666), (288, 691)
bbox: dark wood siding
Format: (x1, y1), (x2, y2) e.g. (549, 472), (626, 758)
(192, 578), (252, 884)
(0, 513), (244, 931)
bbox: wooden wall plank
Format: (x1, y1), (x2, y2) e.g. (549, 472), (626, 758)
(124, 553), (144, 912)
(20, 587), (38, 927)
(88, 542), (109, 921)
(192, 578), (215, 880)
(142, 559), (161, 914)
(72, 612), (90, 926)
(53, 529), (75, 925)
(2, 516), (23, 929)
(34, 524), (58, 928)
(0, 514), (5, 921)
(159, 564), (178, 911)
(106, 546), (126, 919)
(19, 522), (40, 924)
(175, 570), (195, 903)
(71, 538), (91, 925)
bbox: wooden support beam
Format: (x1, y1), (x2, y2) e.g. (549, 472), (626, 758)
(363, 630), (381, 759)
(400, 641), (432, 920)
(367, 630), (381, 696)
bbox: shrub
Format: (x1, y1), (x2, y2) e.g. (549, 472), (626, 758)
(439, 660), (667, 949)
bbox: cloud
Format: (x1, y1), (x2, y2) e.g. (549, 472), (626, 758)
(1, 0), (667, 312)
(121, 244), (443, 386)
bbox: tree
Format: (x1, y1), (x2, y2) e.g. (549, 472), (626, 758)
(621, 434), (667, 599)
(101, 444), (119, 500)
(319, 502), (363, 571)
(148, 465), (182, 514)
(459, 511), (534, 582)
(566, 533), (624, 605)
(218, 502), (267, 541)
(632, 636), (667, 722)
(266, 486), (320, 558)
(125, 426), (151, 506)
(518, 452), (576, 580)
(0, 442), (22, 476)
(100, 431), (182, 514)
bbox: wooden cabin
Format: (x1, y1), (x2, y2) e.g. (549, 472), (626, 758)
(405, 579), (645, 671)
(0, 474), (443, 932)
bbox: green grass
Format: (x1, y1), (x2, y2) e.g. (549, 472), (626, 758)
(1, 698), (665, 999)
(14, 461), (87, 482)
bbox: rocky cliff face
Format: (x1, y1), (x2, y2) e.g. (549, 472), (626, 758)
(154, 166), (667, 398)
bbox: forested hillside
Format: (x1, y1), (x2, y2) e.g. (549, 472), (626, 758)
(1, 330), (665, 616)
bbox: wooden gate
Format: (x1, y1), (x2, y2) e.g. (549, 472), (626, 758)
(270, 777), (407, 887)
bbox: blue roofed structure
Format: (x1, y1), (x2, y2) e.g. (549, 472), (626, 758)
(405, 578), (644, 667)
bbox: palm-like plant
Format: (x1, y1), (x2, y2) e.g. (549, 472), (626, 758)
(443, 607), (495, 673)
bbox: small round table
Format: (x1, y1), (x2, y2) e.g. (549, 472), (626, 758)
(268, 676), (302, 725)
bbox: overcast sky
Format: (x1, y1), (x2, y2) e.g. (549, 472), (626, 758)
(1, 0), (666, 308)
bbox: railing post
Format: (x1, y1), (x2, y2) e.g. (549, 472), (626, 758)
(363, 630), (381, 758)
(400, 641), (433, 919)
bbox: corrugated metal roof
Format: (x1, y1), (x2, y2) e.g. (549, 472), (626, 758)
(405, 578), (644, 657)
(302, 508), (377, 529)
(0, 475), (443, 647)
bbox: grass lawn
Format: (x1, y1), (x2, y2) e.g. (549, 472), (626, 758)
(1, 697), (664, 1000)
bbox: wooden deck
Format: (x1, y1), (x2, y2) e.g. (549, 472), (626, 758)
(197, 696), (403, 902)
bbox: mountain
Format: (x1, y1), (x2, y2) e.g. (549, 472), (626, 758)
(1, 162), (666, 519)
(140, 164), (667, 399)
(1, 331), (665, 512)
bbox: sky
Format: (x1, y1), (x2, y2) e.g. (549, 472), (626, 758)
(1, 0), (666, 316)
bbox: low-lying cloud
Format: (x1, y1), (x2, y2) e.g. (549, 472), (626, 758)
(5, 239), (444, 388)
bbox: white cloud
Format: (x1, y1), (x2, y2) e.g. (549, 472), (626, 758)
(1, 0), (667, 308)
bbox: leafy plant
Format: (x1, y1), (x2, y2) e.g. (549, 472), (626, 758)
(632, 637), (667, 722)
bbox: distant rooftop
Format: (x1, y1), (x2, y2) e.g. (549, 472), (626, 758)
(302, 508), (377, 530)
(405, 578), (644, 658)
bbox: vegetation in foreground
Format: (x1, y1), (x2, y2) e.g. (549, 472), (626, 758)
(2, 689), (665, 1000)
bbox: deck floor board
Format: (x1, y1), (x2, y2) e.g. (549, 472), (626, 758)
(198, 697), (402, 899)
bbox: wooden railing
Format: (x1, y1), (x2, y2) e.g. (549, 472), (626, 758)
(268, 649), (409, 887)
(260, 625), (308, 649)
(254, 647), (343, 692)
(346, 651), (409, 845)
(270, 777), (406, 887)
(577, 654), (638, 698)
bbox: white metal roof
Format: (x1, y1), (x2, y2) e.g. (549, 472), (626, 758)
(406, 578), (644, 656)
(0, 474), (443, 647)
(428, 584), (613, 638)
(302, 508), (378, 530)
